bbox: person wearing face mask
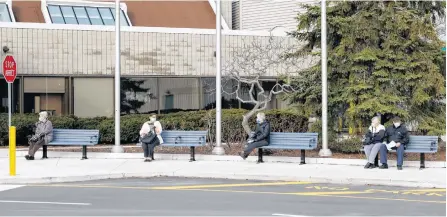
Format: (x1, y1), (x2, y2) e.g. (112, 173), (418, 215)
(139, 114), (164, 162)
(240, 112), (270, 160)
(25, 111), (53, 160)
(362, 116), (386, 169)
(379, 116), (409, 170)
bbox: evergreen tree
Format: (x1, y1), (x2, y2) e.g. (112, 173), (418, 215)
(287, 1), (446, 135)
(121, 78), (154, 114)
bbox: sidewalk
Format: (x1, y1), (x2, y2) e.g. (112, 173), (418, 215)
(0, 150), (445, 188)
(1, 149), (445, 168)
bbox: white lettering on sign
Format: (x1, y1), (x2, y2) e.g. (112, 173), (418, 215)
(4, 61), (15, 68)
(5, 70), (14, 76)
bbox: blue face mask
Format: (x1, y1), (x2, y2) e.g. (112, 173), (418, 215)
(256, 119), (261, 124)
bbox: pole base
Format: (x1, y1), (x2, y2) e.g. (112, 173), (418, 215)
(318, 148), (332, 157)
(212, 146), (225, 155)
(111, 145), (124, 153)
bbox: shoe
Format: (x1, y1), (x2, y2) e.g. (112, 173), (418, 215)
(25, 155), (30, 160)
(29, 156), (35, 160)
(144, 158), (151, 162)
(239, 152), (247, 160)
(397, 165), (403, 170)
(364, 163), (375, 169)
(379, 164), (388, 169)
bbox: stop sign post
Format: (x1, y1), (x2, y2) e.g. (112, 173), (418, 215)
(2, 55), (17, 128)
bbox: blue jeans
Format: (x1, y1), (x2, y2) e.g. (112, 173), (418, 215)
(380, 143), (404, 166)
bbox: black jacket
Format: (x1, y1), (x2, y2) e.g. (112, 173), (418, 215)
(363, 125), (386, 145)
(385, 124), (410, 145)
(253, 121), (270, 143)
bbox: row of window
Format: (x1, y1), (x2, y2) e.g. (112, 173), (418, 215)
(0, 2), (130, 26)
(48, 5), (129, 26)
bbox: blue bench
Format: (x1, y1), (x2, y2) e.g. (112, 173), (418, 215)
(43, 129), (100, 160)
(361, 135), (439, 169)
(137, 130), (208, 162)
(257, 132), (318, 164)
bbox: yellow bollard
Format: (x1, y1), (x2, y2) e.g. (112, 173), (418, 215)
(9, 126), (16, 176)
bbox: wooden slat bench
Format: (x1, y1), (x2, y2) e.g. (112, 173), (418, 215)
(257, 132), (318, 164)
(137, 130), (208, 162)
(42, 129), (100, 160)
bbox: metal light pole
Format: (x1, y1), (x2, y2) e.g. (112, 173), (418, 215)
(212, 0), (225, 155)
(112, 0), (124, 153)
(319, 0), (332, 157)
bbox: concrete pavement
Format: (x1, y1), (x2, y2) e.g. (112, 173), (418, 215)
(0, 177), (445, 216)
(1, 149), (445, 168)
(0, 153), (445, 188)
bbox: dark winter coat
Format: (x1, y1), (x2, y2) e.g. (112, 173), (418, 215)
(363, 124), (386, 145)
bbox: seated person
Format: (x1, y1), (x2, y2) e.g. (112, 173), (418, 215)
(240, 112), (270, 160)
(139, 114), (163, 162)
(379, 116), (409, 170)
(363, 116), (386, 169)
(25, 111), (53, 160)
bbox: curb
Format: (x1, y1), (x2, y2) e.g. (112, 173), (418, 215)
(3, 151), (444, 168)
(0, 172), (444, 188)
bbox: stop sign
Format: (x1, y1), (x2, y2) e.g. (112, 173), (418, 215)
(2, 55), (17, 83)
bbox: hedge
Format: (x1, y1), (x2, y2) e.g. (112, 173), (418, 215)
(0, 109), (308, 146)
(309, 120), (363, 153)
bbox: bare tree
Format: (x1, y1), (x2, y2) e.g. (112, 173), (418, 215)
(210, 32), (316, 135)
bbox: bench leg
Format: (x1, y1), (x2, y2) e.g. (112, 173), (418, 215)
(300, 150), (306, 165)
(374, 154), (379, 167)
(42, 145), (48, 159)
(189, 147), (196, 162)
(81, 145), (88, 160)
(257, 148), (264, 163)
(420, 153), (425, 169)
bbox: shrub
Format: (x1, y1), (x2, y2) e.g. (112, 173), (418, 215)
(330, 136), (363, 153)
(0, 109), (308, 146)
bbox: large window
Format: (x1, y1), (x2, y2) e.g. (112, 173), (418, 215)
(0, 3), (12, 22)
(47, 4), (130, 26)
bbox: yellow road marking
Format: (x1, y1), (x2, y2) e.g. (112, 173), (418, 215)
(305, 186), (350, 191)
(294, 191), (371, 196)
(150, 181), (311, 190)
(29, 183), (446, 204)
(31, 181), (311, 190)
(402, 189), (446, 192)
(426, 193), (444, 197)
(176, 188), (446, 204)
(316, 194), (446, 204)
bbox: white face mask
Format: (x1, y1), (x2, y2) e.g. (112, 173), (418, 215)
(150, 118), (156, 122)
(39, 117), (46, 122)
(394, 122), (401, 128)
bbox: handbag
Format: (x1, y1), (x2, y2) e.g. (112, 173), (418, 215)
(140, 131), (156, 144)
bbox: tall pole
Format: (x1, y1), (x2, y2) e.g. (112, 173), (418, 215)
(212, 0), (225, 155)
(112, 0), (124, 153)
(319, 0), (332, 157)
(8, 83), (11, 127)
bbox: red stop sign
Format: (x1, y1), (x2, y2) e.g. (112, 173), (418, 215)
(2, 55), (17, 83)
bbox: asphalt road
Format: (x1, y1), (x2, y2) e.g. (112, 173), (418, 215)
(0, 177), (445, 216)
